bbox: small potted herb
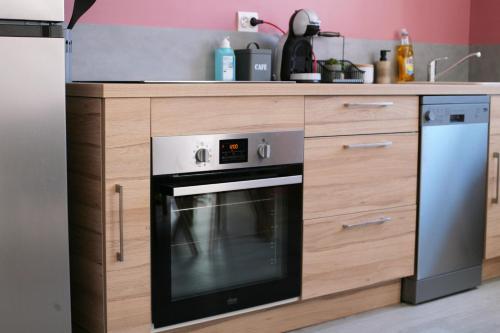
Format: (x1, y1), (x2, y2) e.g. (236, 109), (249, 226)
(325, 58), (342, 72)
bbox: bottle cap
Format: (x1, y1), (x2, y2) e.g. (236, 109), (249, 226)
(380, 50), (391, 61)
(221, 36), (231, 48)
(401, 28), (409, 36)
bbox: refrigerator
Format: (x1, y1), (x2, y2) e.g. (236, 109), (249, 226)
(0, 1), (71, 332)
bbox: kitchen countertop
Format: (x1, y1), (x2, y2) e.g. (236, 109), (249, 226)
(66, 82), (500, 98)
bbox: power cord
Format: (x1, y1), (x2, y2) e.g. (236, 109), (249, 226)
(250, 18), (286, 35)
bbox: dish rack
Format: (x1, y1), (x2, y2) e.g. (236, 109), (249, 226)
(313, 34), (365, 83)
(317, 60), (365, 84)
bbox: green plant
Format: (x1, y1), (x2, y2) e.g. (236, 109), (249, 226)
(326, 58), (339, 66)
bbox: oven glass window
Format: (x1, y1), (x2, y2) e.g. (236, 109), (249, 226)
(163, 187), (291, 301)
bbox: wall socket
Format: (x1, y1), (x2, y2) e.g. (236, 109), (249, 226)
(237, 11), (259, 32)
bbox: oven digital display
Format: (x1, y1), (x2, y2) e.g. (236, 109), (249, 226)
(220, 139), (248, 164)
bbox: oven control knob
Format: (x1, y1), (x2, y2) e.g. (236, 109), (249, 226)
(425, 111), (436, 122)
(195, 148), (210, 163)
(258, 143), (271, 159)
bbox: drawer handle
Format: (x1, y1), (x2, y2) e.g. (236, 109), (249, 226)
(493, 152), (500, 204)
(115, 184), (125, 262)
(343, 141), (393, 149)
(344, 102), (395, 108)
(343, 217), (392, 229)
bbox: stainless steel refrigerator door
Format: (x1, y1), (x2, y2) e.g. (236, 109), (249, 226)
(0, 37), (71, 333)
(0, 0), (64, 22)
(417, 123), (488, 280)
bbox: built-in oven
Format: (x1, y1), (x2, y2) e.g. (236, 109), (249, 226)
(151, 131), (304, 330)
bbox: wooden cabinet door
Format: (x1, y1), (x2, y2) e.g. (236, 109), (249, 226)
(302, 206), (416, 299)
(486, 96), (500, 259)
(486, 134), (500, 259)
(151, 96), (304, 136)
(304, 133), (418, 220)
(104, 98), (151, 333)
(305, 96), (418, 137)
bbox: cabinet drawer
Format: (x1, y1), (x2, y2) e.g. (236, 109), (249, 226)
(305, 96), (418, 137)
(304, 133), (418, 219)
(302, 206), (416, 300)
(151, 96), (304, 136)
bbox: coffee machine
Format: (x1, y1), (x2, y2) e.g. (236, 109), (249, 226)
(273, 9), (321, 82)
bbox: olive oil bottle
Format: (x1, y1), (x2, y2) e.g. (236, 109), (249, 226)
(397, 28), (415, 82)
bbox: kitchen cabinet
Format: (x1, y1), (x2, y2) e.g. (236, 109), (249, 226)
(66, 83), (500, 333)
(303, 206), (416, 299)
(67, 94), (305, 333)
(67, 97), (151, 333)
(486, 96), (500, 259)
(302, 96), (418, 298)
(305, 96), (418, 137)
(151, 96), (304, 136)
(304, 133), (418, 219)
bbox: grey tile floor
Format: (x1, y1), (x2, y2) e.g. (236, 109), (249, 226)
(293, 279), (500, 333)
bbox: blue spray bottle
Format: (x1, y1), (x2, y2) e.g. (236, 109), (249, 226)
(215, 37), (235, 81)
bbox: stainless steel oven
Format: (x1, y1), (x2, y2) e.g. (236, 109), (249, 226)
(151, 131), (304, 329)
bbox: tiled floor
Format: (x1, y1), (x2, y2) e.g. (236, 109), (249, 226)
(294, 279), (500, 333)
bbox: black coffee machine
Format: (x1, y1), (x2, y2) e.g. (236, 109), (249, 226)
(273, 9), (321, 82)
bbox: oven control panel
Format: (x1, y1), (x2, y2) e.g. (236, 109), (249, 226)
(219, 138), (248, 164)
(152, 131), (304, 175)
(195, 148), (210, 163)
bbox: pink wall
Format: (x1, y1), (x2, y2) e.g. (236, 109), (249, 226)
(470, 0), (500, 44)
(65, 0), (472, 45)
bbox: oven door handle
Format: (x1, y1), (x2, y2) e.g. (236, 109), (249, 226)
(168, 175), (303, 197)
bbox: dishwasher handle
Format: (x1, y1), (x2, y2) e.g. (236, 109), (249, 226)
(493, 152), (500, 204)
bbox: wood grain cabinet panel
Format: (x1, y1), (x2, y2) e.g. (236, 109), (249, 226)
(104, 98), (151, 333)
(489, 96), (500, 136)
(486, 135), (500, 259)
(151, 96), (304, 136)
(305, 96), (418, 137)
(486, 96), (500, 259)
(304, 133), (418, 220)
(67, 97), (151, 333)
(67, 97), (106, 333)
(302, 206), (416, 300)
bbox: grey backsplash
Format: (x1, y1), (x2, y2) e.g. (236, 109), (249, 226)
(69, 24), (476, 82)
(469, 44), (500, 82)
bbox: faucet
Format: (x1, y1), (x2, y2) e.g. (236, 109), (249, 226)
(428, 52), (481, 82)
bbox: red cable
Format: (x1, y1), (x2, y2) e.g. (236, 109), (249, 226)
(262, 21), (286, 35)
(312, 50), (318, 74)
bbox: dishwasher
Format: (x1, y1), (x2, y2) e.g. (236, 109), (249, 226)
(402, 95), (490, 304)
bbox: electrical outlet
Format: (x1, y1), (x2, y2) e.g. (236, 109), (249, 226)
(237, 11), (259, 32)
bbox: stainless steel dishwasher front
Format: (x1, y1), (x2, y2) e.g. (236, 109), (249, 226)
(402, 95), (490, 304)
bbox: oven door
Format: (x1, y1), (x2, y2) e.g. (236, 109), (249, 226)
(152, 165), (303, 328)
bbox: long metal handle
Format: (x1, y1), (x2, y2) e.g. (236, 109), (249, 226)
(343, 141), (393, 149)
(343, 217), (392, 230)
(344, 102), (394, 108)
(115, 184), (124, 262)
(170, 175), (302, 197)
(493, 152), (500, 204)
